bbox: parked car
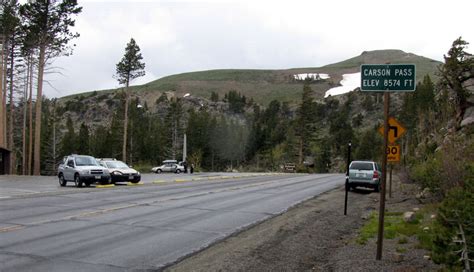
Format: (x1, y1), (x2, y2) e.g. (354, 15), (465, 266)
(151, 160), (185, 174)
(97, 158), (141, 184)
(57, 155), (111, 187)
(348, 160), (382, 192)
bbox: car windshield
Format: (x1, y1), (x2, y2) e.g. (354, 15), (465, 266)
(75, 156), (99, 166)
(105, 161), (129, 169)
(350, 162), (373, 171)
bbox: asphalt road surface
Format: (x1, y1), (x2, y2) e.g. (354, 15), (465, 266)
(0, 173), (344, 271)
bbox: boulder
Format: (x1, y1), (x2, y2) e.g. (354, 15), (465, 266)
(461, 105), (474, 128)
(403, 211), (416, 223)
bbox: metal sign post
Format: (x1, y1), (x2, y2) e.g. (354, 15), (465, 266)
(344, 142), (351, 216)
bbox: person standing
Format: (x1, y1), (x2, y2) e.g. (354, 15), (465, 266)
(183, 161), (188, 173)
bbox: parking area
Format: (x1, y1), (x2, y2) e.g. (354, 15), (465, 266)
(0, 172), (282, 199)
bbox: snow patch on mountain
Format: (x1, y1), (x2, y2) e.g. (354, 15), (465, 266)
(324, 72), (360, 98)
(293, 73), (330, 81)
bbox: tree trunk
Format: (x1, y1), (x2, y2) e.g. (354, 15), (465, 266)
(28, 60), (33, 175)
(1, 40), (7, 148)
(52, 102), (56, 173)
(33, 45), (46, 176)
(0, 36), (4, 148)
(9, 41), (15, 174)
(122, 84), (129, 163)
(22, 60), (30, 175)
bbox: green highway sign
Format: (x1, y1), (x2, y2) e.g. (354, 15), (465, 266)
(360, 64), (416, 91)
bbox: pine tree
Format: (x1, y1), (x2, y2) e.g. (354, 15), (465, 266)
(210, 91), (219, 102)
(77, 123), (89, 155)
(296, 82), (316, 164)
(60, 116), (75, 156)
(439, 37), (474, 127)
(0, 0), (22, 173)
(115, 38), (145, 163)
(20, 0), (82, 175)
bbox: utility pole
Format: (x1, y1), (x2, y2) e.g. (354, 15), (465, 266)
(183, 133), (187, 163)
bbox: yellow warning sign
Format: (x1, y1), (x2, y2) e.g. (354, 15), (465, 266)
(378, 117), (406, 143)
(386, 145), (401, 163)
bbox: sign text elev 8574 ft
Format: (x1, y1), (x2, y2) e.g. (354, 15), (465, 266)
(360, 64), (416, 91)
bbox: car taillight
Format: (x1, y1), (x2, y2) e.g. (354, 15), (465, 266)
(373, 171), (379, 179)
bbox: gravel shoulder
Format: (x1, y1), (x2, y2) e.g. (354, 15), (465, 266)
(165, 176), (439, 272)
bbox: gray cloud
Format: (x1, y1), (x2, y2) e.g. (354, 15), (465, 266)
(42, 0), (474, 98)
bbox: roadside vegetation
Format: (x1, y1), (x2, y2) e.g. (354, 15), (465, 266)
(356, 38), (474, 270)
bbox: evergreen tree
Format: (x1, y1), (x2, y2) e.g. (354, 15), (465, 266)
(1, 0), (24, 173)
(354, 128), (382, 161)
(89, 125), (110, 158)
(60, 116), (75, 156)
(115, 37), (145, 162)
(77, 122), (89, 155)
(417, 75), (435, 113)
(108, 113), (124, 159)
(186, 109), (212, 169)
(439, 37), (474, 127)
(20, 0), (82, 175)
(162, 98), (184, 160)
(226, 90), (246, 114)
(315, 137), (332, 173)
(329, 109), (353, 157)
(210, 91), (219, 102)
(40, 98), (56, 175)
(296, 82), (316, 164)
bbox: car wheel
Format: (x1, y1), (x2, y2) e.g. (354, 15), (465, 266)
(74, 174), (83, 188)
(175, 169), (181, 174)
(58, 174), (67, 187)
(156, 169), (162, 174)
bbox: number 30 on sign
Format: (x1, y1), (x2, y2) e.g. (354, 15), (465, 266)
(386, 145), (400, 163)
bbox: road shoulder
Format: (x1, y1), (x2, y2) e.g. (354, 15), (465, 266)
(166, 178), (438, 271)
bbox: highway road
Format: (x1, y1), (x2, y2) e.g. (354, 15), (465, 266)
(0, 173), (344, 271)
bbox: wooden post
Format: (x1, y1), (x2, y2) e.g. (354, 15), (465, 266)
(376, 92), (390, 260)
(389, 164), (393, 198)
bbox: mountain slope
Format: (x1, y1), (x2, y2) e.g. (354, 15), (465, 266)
(61, 49), (442, 107)
(139, 49), (440, 105)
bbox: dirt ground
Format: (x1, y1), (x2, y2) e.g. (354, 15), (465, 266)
(165, 176), (440, 272)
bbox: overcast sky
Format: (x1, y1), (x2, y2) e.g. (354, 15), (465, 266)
(43, 0), (474, 98)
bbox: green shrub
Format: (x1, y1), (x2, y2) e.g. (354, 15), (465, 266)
(132, 163), (153, 173)
(398, 236), (408, 244)
(410, 157), (442, 195)
(431, 167), (473, 270)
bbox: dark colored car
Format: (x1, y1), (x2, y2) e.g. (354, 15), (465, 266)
(98, 159), (141, 184)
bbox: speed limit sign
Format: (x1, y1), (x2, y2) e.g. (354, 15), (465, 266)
(386, 145), (400, 163)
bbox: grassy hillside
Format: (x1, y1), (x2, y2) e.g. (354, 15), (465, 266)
(61, 49), (442, 107)
(323, 49), (441, 82)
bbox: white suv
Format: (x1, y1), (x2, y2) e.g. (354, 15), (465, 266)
(58, 155), (111, 187)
